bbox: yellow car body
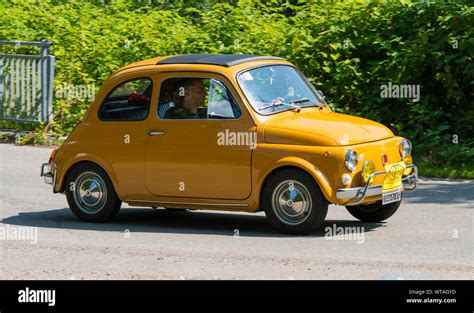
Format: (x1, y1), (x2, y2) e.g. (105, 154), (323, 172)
(41, 54), (418, 234)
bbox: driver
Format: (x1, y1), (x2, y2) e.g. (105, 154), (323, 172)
(164, 78), (206, 119)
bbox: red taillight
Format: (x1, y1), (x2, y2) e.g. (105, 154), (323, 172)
(48, 149), (57, 163)
(381, 154), (388, 166)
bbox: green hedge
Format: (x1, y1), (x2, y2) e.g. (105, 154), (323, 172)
(0, 0), (473, 177)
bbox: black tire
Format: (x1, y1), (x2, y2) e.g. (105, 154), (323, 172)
(65, 162), (122, 222)
(262, 169), (328, 235)
(345, 199), (401, 222)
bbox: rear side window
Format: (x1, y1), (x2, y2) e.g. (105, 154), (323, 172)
(99, 77), (152, 121)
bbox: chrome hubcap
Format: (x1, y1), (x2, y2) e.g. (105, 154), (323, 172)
(73, 172), (107, 214)
(272, 180), (312, 225)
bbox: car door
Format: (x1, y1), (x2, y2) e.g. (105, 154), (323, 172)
(144, 72), (255, 200)
(86, 72), (157, 197)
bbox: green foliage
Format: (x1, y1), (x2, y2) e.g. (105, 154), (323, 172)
(0, 0), (472, 178)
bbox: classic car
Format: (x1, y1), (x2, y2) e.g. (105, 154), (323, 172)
(41, 54), (418, 234)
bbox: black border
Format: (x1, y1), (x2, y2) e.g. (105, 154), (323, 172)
(1, 280), (472, 313)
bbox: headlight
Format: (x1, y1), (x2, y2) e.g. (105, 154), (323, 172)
(362, 160), (376, 183)
(344, 149), (358, 172)
(403, 154), (413, 175)
(400, 139), (412, 158)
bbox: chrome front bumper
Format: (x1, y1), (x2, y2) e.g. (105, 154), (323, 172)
(40, 162), (56, 186)
(336, 164), (418, 206)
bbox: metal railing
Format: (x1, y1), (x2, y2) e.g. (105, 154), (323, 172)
(0, 40), (55, 123)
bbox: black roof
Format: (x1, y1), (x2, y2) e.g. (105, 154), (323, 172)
(156, 54), (285, 67)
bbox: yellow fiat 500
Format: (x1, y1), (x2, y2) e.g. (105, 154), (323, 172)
(41, 54), (418, 234)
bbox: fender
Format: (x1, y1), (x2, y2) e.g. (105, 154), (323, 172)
(258, 156), (333, 203)
(55, 153), (121, 196)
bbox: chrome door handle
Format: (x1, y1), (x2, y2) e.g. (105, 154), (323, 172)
(146, 130), (165, 136)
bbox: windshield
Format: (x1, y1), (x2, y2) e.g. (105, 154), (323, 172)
(237, 65), (325, 115)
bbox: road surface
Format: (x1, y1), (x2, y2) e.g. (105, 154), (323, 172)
(0, 143), (472, 279)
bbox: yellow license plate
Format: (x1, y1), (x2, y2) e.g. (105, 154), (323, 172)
(382, 161), (405, 192)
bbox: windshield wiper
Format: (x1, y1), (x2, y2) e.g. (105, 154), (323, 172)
(259, 97), (324, 112)
(292, 97), (325, 108)
(290, 98), (310, 105)
(259, 99), (301, 112)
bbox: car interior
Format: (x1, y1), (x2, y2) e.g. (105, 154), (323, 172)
(99, 79), (152, 121)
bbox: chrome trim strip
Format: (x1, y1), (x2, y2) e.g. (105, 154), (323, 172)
(337, 164), (418, 206)
(125, 199), (249, 207)
(146, 130), (165, 136)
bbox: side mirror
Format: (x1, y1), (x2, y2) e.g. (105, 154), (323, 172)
(317, 89), (326, 99)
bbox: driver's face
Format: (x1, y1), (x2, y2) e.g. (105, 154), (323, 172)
(184, 80), (206, 108)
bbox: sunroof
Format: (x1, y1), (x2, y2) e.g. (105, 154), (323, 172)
(156, 54), (285, 67)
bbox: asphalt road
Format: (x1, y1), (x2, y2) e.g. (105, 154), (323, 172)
(0, 143), (473, 280)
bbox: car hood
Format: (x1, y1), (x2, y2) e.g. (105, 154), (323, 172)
(263, 109), (394, 146)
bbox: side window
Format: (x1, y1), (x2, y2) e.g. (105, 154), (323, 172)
(157, 77), (241, 120)
(99, 77), (152, 121)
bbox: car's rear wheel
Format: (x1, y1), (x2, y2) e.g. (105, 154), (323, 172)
(345, 199), (401, 222)
(65, 163), (121, 222)
(262, 169), (328, 235)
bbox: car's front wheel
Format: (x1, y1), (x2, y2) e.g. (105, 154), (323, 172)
(345, 199), (401, 222)
(262, 169), (328, 235)
(65, 162), (121, 222)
